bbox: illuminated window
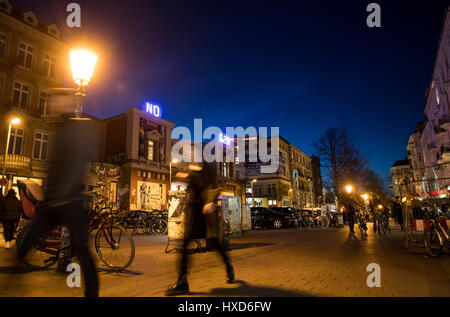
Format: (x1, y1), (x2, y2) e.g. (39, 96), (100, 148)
(33, 132), (49, 160)
(18, 42), (33, 69)
(8, 127), (24, 155)
(43, 53), (56, 78)
(148, 140), (154, 161)
(435, 88), (440, 105)
(223, 162), (227, 177)
(12, 81), (30, 110)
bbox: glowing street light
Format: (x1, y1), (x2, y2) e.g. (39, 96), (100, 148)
(70, 49), (98, 118)
(345, 185), (353, 194)
(2, 118), (21, 193)
(361, 194), (369, 201)
(70, 50), (98, 87)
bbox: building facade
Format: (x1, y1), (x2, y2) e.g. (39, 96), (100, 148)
(396, 7), (450, 199)
(104, 107), (175, 211)
(236, 136), (315, 208)
(0, 0), (66, 193)
(390, 159), (412, 199)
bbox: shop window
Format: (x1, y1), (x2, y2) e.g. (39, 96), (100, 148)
(8, 127), (24, 155)
(32, 132), (49, 160)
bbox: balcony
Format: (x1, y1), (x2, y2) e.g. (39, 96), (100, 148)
(0, 154), (31, 171)
(437, 145), (450, 164)
(438, 114), (450, 130)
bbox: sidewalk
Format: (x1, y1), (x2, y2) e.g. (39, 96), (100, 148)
(0, 224), (449, 297)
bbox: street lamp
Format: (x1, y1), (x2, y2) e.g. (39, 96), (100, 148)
(345, 185), (353, 194)
(289, 188), (293, 207)
(169, 159), (178, 191)
(2, 118), (20, 194)
(251, 179), (257, 207)
(70, 49), (98, 118)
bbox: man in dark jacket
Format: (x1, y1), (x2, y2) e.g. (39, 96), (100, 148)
(166, 162), (234, 296)
(0, 189), (23, 248)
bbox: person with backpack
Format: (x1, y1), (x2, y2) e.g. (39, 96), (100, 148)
(0, 189), (23, 249)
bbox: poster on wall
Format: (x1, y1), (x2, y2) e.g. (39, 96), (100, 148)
(137, 181), (163, 210)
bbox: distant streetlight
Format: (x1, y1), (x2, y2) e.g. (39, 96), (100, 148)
(378, 204), (383, 210)
(361, 194), (369, 201)
(70, 49), (98, 118)
(345, 185), (353, 194)
(2, 118), (21, 193)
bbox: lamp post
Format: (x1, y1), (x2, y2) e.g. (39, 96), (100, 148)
(289, 188), (293, 207)
(69, 50), (98, 119)
(169, 159), (178, 192)
(251, 179), (257, 207)
(2, 118), (20, 194)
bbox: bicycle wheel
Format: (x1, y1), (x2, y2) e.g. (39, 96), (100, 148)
(424, 226), (443, 257)
(151, 218), (168, 235)
(17, 230), (59, 269)
(95, 224), (135, 271)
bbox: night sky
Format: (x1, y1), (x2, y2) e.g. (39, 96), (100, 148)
(13, 0), (450, 185)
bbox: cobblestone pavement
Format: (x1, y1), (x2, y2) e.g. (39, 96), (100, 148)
(0, 223), (449, 297)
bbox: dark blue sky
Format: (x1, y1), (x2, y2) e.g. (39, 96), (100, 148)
(15, 0), (450, 184)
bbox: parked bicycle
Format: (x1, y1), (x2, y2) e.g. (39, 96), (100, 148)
(17, 206), (135, 271)
(424, 212), (450, 257)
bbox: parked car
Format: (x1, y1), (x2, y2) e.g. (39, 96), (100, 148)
(250, 207), (290, 229)
(270, 207), (299, 228)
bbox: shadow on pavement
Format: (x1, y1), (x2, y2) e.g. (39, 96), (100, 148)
(229, 242), (275, 250)
(97, 268), (143, 276)
(189, 280), (314, 297)
(0, 266), (37, 274)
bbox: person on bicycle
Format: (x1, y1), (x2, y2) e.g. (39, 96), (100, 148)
(166, 162), (234, 296)
(16, 100), (99, 297)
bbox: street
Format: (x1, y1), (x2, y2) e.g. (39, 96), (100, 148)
(0, 222), (449, 297)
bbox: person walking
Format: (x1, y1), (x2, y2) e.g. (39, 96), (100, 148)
(0, 189), (23, 249)
(393, 197), (403, 230)
(16, 111), (99, 297)
(343, 198), (356, 234)
(166, 162), (234, 296)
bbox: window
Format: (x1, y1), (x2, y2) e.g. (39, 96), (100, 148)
(18, 42), (33, 69)
(12, 81), (30, 110)
(0, 32), (7, 58)
(148, 140), (154, 161)
(8, 127), (24, 155)
(236, 170), (240, 180)
(268, 184), (276, 195)
(223, 162), (227, 177)
(268, 200), (277, 206)
(38, 91), (48, 116)
(33, 132), (49, 160)
(43, 53), (56, 78)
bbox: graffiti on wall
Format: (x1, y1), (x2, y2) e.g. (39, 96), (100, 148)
(137, 181), (164, 211)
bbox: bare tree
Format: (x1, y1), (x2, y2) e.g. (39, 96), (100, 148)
(313, 127), (385, 205)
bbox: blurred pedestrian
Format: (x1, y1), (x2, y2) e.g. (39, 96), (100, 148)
(16, 107), (99, 297)
(166, 162), (234, 296)
(393, 197), (403, 230)
(343, 197), (356, 234)
(0, 189), (22, 249)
